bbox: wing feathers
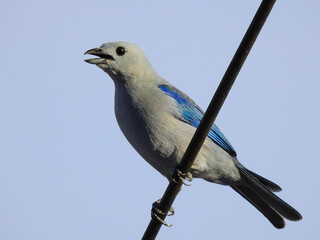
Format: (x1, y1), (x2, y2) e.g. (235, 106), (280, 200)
(159, 84), (237, 157)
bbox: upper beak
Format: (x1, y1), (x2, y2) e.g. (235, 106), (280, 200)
(84, 48), (114, 64)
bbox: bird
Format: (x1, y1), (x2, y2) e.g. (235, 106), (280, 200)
(84, 41), (302, 228)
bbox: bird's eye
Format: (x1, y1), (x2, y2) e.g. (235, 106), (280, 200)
(116, 46), (126, 56)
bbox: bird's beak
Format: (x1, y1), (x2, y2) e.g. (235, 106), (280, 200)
(84, 48), (114, 64)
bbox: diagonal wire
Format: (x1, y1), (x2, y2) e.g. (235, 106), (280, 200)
(142, 1), (276, 239)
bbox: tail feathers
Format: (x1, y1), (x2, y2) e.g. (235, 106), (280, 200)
(231, 185), (285, 229)
(246, 169), (282, 192)
(233, 164), (302, 227)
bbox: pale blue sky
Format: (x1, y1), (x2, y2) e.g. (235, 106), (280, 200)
(1, 1), (319, 239)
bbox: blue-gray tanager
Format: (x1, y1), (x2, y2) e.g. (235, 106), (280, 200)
(84, 41), (302, 228)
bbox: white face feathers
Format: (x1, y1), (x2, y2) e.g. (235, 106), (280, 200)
(85, 41), (155, 82)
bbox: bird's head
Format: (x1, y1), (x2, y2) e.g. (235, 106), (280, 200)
(84, 41), (156, 83)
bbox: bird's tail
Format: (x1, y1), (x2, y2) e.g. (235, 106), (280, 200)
(232, 164), (302, 229)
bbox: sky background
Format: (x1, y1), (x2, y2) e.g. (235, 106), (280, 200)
(1, 1), (319, 239)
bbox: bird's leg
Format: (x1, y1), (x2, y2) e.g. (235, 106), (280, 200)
(151, 199), (174, 227)
(172, 167), (193, 186)
(169, 148), (193, 186)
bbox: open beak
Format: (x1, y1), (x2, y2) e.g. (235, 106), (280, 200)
(84, 48), (114, 64)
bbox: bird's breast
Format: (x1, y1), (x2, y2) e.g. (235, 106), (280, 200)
(113, 84), (177, 178)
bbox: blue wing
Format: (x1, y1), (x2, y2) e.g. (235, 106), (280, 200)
(159, 85), (237, 157)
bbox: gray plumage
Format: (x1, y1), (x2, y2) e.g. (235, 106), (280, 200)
(85, 41), (302, 228)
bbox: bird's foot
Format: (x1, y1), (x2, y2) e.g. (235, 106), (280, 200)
(151, 199), (174, 227)
(172, 168), (193, 186)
